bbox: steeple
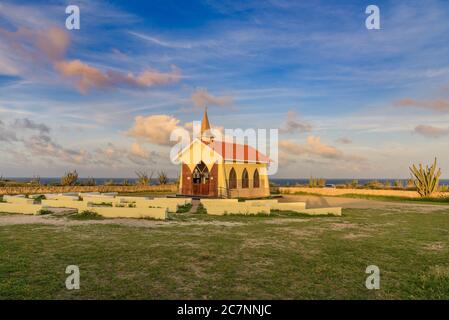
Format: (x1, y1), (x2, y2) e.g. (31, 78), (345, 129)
(201, 107), (211, 135)
(200, 107), (214, 143)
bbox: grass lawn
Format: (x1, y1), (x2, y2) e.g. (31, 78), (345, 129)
(290, 191), (449, 205)
(0, 207), (449, 299)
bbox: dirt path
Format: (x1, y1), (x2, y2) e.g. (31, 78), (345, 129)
(0, 213), (243, 228)
(281, 194), (449, 211)
(188, 199), (200, 214)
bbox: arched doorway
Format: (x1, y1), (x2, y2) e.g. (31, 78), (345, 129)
(192, 161), (210, 195)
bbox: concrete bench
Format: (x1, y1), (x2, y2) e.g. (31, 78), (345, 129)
(82, 196), (119, 205)
(0, 203), (43, 215)
(41, 199), (90, 211)
(244, 199), (279, 206)
(272, 202), (307, 212)
(3, 195), (35, 205)
(204, 203), (270, 215)
(89, 207), (167, 220)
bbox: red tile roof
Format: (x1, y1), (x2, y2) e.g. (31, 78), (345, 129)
(204, 140), (270, 163)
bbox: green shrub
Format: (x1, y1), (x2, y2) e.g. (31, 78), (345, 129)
(38, 209), (53, 215)
(308, 177), (326, 188)
(61, 170), (78, 186)
(91, 202), (113, 207)
(84, 177), (96, 186)
(70, 210), (104, 220)
(158, 171), (168, 185)
(176, 203), (192, 213)
(136, 170), (153, 186)
(394, 180), (404, 188)
(364, 180), (383, 189)
(196, 204), (207, 214)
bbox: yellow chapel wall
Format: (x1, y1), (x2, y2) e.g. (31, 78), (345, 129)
(222, 162), (270, 198)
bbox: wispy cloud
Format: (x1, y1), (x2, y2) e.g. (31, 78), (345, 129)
(191, 88), (233, 109)
(279, 110), (312, 134)
(414, 124), (449, 138)
(394, 98), (449, 113)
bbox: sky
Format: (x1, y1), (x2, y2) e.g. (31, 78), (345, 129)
(1, 0), (449, 179)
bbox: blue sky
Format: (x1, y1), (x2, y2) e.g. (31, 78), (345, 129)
(1, 0), (449, 178)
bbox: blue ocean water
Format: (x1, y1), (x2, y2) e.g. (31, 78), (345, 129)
(5, 177), (449, 186)
(272, 178), (449, 186)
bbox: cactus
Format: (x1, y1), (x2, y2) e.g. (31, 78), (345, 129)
(409, 158), (442, 197)
(61, 170), (78, 186)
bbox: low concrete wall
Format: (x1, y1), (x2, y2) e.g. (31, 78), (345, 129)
(0, 203), (43, 215)
(205, 204), (271, 215)
(272, 202), (307, 211)
(41, 199), (89, 211)
(3, 196), (35, 204)
(279, 187), (427, 198)
(81, 196), (120, 205)
(0, 184), (178, 196)
(201, 198), (338, 216)
(201, 199), (239, 203)
(245, 199), (279, 206)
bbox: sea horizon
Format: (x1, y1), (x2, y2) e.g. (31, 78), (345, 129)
(4, 177), (449, 186)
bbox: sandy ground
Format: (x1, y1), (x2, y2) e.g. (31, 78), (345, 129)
(281, 194), (449, 211)
(0, 214), (243, 228)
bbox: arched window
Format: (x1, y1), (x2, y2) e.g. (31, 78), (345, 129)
(242, 168), (249, 188)
(229, 168), (237, 189)
(253, 169), (260, 188)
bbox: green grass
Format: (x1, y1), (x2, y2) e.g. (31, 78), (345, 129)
(290, 191), (449, 205)
(1, 207), (449, 299)
(67, 210), (104, 220)
(176, 203), (192, 213)
(37, 209), (53, 215)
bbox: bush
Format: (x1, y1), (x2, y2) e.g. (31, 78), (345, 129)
(158, 171), (168, 185)
(38, 209), (53, 215)
(61, 170), (78, 186)
(196, 204), (207, 214)
(394, 180), (404, 188)
(176, 203), (192, 213)
(308, 177), (326, 188)
(345, 179), (358, 188)
(84, 177), (96, 186)
(70, 210), (104, 220)
(136, 170), (154, 186)
(364, 180), (384, 189)
(104, 179), (115, 186)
